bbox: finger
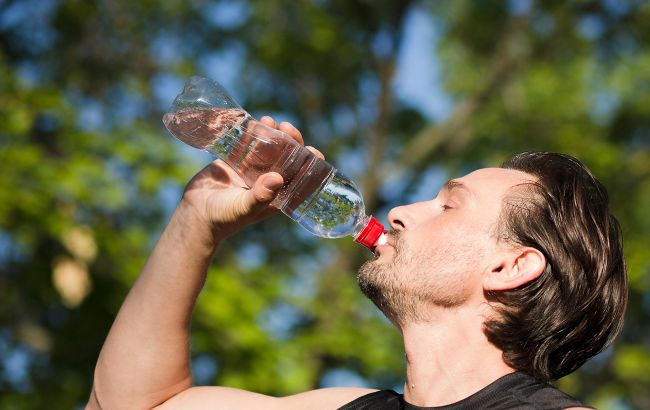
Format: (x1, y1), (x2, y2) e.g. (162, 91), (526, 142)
(279, 121), (304, 146)
(306, 146), (325, 160)
(242, 172), (284, 215)
(260, 116), (276, 128)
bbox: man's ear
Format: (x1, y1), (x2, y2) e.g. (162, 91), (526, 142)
(483, 247), (546, 291)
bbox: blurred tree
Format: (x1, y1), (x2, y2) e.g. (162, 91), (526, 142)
(0, 0), (648, 409)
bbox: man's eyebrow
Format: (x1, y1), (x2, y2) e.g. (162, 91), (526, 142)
(442, 179), (473, 197)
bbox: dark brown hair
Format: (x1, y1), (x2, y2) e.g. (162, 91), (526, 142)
(484, 152), (628, 382)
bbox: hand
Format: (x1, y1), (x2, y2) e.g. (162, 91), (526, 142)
(179, 116), (320, 242)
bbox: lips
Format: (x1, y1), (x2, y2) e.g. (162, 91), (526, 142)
(385, 232), (398, 248)
(373, 233), (397, 256)
(374, 242), (389, 250)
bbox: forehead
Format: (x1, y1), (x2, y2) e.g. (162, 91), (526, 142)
(455, 167), (536, 206)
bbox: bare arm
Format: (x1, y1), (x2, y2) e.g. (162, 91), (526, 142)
(87, 119), (372, 409)
(90, 198), (222, 409)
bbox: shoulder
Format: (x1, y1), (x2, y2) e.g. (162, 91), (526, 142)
(505, 373), (593, 409)
(154, 386), (378, 410)
(455, 372), (592, 409)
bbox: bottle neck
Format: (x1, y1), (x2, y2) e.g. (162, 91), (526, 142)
(353, 215), (386, 251)
(353, 214), (371, 237)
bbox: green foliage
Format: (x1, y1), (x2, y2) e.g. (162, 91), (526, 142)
(1, 1), (649, 409)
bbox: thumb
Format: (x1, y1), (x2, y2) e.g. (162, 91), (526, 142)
(243, 172), (284, 214)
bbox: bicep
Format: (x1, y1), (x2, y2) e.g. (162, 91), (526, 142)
(155, 386), (377, 410)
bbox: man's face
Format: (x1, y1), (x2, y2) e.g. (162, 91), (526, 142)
(358, 167), (534, 326)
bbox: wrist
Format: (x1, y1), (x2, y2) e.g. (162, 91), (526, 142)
(172, 200), (225, 252)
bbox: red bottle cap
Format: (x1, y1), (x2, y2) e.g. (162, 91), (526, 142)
(354, 216), (386, 252)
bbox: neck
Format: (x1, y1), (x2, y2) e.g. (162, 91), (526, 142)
(400, 304), (514, 407)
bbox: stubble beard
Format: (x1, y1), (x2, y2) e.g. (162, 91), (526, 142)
(357, 231), (484, 328)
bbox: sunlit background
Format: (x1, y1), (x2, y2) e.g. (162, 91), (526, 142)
(1, 0), (649, 408)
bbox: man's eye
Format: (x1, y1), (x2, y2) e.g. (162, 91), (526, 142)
(441, 204), (453, 211)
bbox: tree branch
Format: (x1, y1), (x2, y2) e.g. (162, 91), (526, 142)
(380, 14), (531, 179)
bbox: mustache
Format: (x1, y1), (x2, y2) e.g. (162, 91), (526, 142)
(386, 230), (402, 251)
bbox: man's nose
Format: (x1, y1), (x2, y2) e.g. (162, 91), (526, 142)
(387, 204), (415, 231)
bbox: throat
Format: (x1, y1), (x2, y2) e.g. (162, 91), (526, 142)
(401, 321), (515, 407)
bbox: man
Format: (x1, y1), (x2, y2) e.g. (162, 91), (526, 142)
(87, 117), (627, 409)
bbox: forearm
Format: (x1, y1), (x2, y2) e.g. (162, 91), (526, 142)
(92, 202), (220, 409)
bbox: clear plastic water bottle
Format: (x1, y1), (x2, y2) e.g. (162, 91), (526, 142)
(163, 76), (386, 251)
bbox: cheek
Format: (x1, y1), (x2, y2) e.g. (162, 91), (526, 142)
(401, 221), (493, 270)
(409, 218), (470, 249)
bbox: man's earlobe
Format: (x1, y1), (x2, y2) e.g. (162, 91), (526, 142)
(483, 247), (546, 291)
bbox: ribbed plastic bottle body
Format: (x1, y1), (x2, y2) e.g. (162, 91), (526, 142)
(163, 109), (367, 238)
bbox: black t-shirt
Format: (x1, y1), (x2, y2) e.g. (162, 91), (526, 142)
(338, 372), (593, 410)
